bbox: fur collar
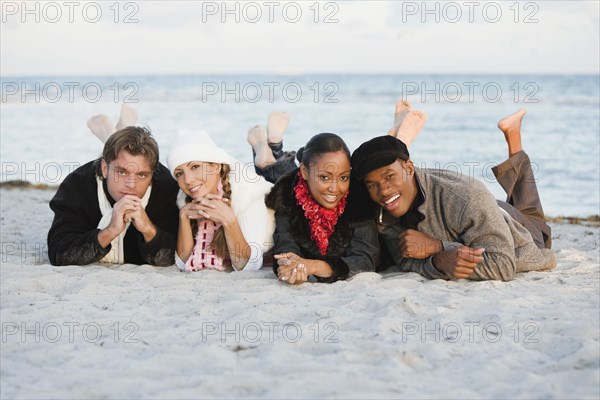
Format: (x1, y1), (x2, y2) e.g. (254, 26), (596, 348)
(265, 168), (354, 258)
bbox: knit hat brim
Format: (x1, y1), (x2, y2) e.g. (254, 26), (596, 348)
(167, 130), (232, 178)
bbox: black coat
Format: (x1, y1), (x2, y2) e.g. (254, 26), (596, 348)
(47, 160), (179, 266)
(265, 169), (380, 283)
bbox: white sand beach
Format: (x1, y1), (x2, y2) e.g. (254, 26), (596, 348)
(1, 186), (599, 399)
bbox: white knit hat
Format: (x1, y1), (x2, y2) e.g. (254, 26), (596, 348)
(166, 130), (232, 177)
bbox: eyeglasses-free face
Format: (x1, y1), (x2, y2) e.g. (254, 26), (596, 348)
(300, 150), (351, 209)
(173, 161), (222, 200)
(363, 159), (417, 218)
(101, 151), (153, 201)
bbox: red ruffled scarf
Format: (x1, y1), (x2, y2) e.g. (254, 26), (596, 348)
(294, 171), (348, 255)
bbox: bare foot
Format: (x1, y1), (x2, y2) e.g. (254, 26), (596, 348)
(498, 109), (527, 157)
(87, 114), (116, 144)
(116, 103), (138, 131)
(247, 125), (276, 168)
(267, 111), (290, 145)
(393, 100), (413, 126)
(387, 110), (427, 147)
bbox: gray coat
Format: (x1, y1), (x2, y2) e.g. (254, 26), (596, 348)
(379, 167), (557, 281)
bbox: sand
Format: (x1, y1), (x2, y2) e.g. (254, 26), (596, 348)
(1, 187), (598, 399)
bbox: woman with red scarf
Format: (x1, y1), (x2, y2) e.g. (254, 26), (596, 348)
(249, 119), (380, 285)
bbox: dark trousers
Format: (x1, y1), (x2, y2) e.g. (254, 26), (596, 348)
(253, 150), (297, 184)
(493, 151), (552, 249)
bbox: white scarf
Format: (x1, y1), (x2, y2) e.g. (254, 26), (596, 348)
(96, 176), (152, 263)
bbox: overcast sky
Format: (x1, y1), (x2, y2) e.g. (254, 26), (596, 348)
(2, 0), (599, 76)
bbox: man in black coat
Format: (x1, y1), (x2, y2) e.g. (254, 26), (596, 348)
(47, 126), (179, 266)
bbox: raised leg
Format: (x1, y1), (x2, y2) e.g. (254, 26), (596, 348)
(387, 109), (427, 148)
(267, 111), (290, 159)
(247, 125), (276, 168)
(493, 110), (551, 249)
(116, 103), (138, 131)
(87, 114), (116, 144)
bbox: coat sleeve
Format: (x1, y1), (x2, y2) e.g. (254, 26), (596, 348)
(47, 175), (110, 266)
(381, 231), (450, 280)
(447, 183), (518, 281)
(136, 217), (177, 267)
(397, 181), (518, 281)
(317, 219), (380, 283)
(271, 213), (304, 275)
(385, 182), (518, 281)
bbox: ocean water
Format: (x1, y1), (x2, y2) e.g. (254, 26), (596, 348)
(1, 74), (599, 217)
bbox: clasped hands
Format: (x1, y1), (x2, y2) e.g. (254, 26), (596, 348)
(109, 195), (155, 240)
(180, 194), (234, 225)
(275, 252), (311, 285)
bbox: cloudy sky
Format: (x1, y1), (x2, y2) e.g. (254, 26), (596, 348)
(2, 0), (599, 76)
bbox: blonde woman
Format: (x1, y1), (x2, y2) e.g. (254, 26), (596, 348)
(167, 130), (274, 272)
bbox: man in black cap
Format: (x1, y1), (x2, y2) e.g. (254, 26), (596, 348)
(351, 109), (556, 281)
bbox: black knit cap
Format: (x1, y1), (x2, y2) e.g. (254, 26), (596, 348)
(351, 136), (410, 181)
